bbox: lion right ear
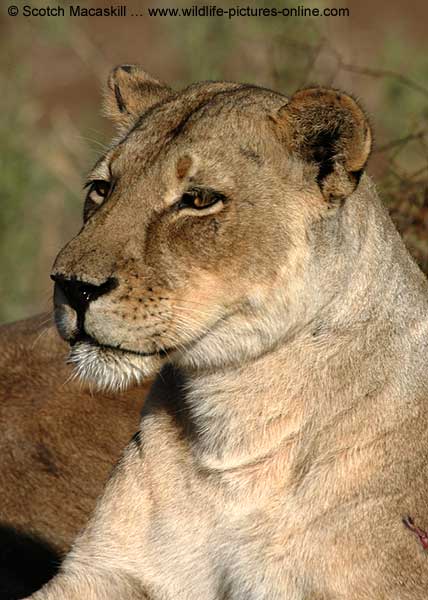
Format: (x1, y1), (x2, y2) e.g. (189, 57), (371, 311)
(273, 87), (372, 204)
(104, 65), (173, 132)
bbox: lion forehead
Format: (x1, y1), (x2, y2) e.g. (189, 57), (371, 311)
(114, 83), (287, 165)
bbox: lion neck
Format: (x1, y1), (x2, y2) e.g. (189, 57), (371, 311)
(162, 178), (428, 482)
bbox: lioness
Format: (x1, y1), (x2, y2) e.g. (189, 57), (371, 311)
(27, 66), (428, 599)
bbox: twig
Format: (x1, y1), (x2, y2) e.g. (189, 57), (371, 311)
(339, 64), (428, 99)
(374, 132), (426, 154)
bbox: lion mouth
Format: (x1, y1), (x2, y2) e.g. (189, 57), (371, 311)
(66, 334), (167, 391)
(70, 332), (173, 359)
(64, 309), (232, 391)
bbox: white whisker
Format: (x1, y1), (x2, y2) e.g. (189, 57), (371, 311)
(31, 327), (50, 349)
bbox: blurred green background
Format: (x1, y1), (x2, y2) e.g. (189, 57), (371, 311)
(0, 0), (427, 323)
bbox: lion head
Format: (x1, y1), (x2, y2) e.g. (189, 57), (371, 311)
(52, 65), (371, 391)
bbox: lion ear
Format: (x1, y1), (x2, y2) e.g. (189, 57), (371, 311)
(104, 65), (173, 132)
(275, 87), (372, 203)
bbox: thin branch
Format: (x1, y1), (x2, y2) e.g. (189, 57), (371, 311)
(374, 132), (426, 154)
(339, 64), (428, 99)
(321, 35), (428, 99)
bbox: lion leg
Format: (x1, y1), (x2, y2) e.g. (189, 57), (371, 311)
(26, 569), (147, 600)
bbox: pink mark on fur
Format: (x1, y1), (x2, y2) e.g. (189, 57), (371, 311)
(403, 516), (428, 550)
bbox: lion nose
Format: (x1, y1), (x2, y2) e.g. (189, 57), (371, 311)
(51, 275), (117, 318)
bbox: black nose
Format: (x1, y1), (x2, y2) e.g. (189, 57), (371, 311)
(51, 274), (117, 317)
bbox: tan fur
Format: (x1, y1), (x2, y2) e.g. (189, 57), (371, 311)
(0, 314), (150, 555)
(27, 66), (428, 598)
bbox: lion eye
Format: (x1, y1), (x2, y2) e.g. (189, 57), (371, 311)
(86, 180), (111, 204)
(83, 179), (112, 223)
(178, 188), (225, 211)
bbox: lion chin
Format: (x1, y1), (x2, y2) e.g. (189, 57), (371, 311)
(67, 340), (163, 392)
